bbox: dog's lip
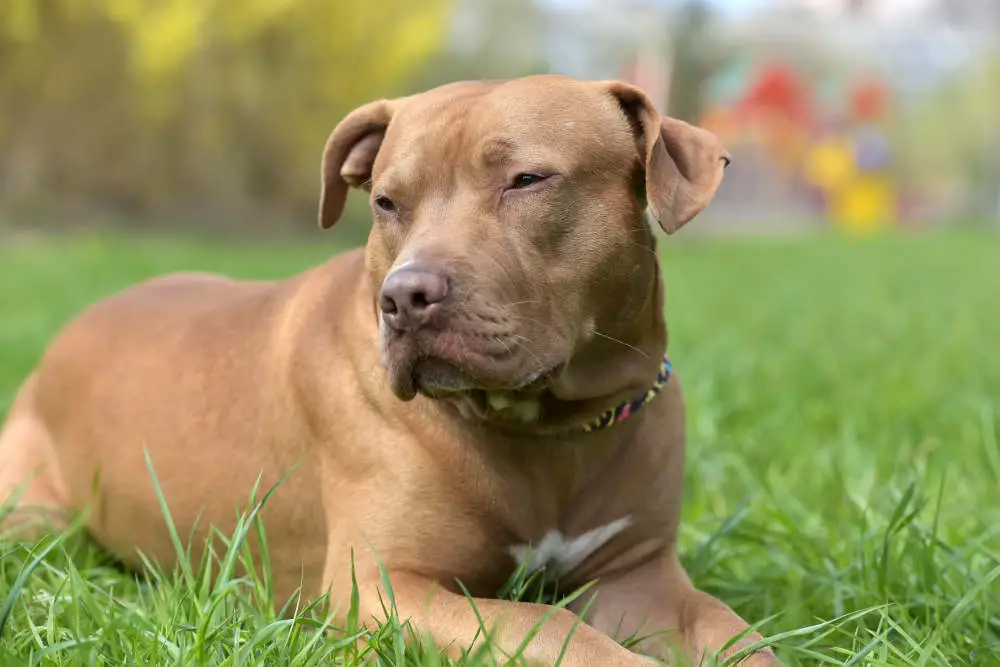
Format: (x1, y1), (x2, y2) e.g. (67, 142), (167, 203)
(391, 350), (563, 404)
(381, 328), (566, 403)
(511, 363), (562, 392)
(416, 361), (567, 427)
(411, 357), (475, 396)
(411, 357), (559, 396)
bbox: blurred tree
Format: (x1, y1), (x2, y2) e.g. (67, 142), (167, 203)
(410, 0), (549, 91)
(894, 52), (1000, 223)
(0, 0), (451, 231)
(666, 0), (730, 122)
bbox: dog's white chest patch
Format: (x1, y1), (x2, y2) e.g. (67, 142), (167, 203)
(508, 516), (632, 578)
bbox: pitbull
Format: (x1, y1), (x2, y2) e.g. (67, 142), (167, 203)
(0, 75), (775, 665)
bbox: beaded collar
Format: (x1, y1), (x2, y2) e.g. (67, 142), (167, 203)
(580, 356), (673, 433)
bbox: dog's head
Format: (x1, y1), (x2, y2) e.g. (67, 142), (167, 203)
(319, 75), (729, 424)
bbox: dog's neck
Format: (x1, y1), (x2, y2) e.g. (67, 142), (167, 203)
(522, 271), (668, 436)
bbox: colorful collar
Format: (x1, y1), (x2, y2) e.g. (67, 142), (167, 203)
(581, 356), (673, 433)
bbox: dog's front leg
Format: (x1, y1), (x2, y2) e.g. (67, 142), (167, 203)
(362, 570), (655, 666)
(570, 552), (778, 666)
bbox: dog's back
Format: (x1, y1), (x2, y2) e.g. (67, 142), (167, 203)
(1, 268), (338, 598)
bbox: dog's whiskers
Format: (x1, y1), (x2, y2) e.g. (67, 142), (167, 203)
(589, 329), (650, 359)
(502, 313), (555, 330)
(492, 336), (515, 359)
(498, 299), (544, 309)
(623, 239), (659, 259)
(509, 335), (549, 375)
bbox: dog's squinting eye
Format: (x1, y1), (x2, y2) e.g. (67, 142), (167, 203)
(374, 195), (396, 212)
(511, 173), (548, 190)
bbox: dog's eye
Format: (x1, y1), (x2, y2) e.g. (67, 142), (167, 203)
(511, 173), (548, 189)
(374, 195), (396, 212)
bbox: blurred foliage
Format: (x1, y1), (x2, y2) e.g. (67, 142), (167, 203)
(2, 0), (996, 233)
(896, 50), (1000, 220)
(0, 0), (451, 232)
(667, 1), (729, 123)
(416, 0), (548, 85)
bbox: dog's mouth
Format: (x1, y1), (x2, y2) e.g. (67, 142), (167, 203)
(389, 350), (563, 423)
(458, 388), (545, 423)
(380, 321), (569, 424)
(434, 379), (562, 426)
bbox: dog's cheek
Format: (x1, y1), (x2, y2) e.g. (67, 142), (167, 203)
(523, 187), (582, 257)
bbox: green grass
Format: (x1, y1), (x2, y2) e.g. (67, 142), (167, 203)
(1, 231), (999, 665)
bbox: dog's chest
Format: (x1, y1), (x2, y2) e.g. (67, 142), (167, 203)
(506, 516), (632, 581)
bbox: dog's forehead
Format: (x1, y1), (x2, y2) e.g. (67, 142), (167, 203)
(399, 77), (621, 130)
(380, 77), (630, 173)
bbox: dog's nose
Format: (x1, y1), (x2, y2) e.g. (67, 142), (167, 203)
(379, 266), (449, 331)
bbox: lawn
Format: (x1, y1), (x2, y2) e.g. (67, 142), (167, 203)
(1, 232), (998, 666)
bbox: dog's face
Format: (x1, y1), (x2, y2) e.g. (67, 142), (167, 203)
(319, 75), (729, 422)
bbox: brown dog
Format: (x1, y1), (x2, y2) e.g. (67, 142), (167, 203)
(0, 75), (775, 665)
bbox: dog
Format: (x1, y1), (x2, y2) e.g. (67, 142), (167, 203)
(0, 75), (775, 665)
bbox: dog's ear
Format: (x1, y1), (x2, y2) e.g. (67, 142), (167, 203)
(604, 82), (731, 234)
(319, 98), (401, 230)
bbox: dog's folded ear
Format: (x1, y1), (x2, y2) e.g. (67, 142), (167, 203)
(603, 82), (731, 234)
(319, 99), (402, 230)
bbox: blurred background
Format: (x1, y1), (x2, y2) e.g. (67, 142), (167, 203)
(1, 0), (998, 241)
